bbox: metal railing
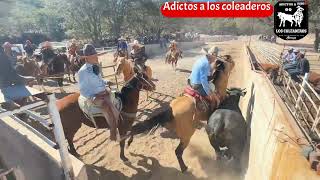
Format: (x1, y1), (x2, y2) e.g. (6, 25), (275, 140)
(0, 93), (75, 180)
(249, 43), (320, 143)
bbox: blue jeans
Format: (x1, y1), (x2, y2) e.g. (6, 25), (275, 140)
(191, 84), (208, 96)
(284, 62), (298, 71)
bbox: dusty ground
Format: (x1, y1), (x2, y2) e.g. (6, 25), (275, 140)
(30, 40), (249, 180)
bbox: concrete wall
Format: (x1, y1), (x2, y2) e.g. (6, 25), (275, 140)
(144, 41), (205, 57)
(238, 46), (319, 179)
(0, 116), (88, 180)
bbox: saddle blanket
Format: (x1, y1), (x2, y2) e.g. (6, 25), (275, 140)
(78, 92), (122, 118)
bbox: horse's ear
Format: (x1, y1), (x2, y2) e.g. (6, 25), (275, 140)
(242, 91), (247, 97)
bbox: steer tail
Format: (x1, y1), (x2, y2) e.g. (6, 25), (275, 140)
(131, 107), (174, 136)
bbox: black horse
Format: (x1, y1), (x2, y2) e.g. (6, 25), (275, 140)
(206, 87), (247, 171)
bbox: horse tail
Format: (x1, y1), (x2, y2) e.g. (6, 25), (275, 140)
(131, 107), (174, 136)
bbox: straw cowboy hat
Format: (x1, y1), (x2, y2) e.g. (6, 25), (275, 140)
(118, 36), (125, 41)
(202, 46), (219, 56)
(42, 41), (52, 48)
(170, 40), (177, 44)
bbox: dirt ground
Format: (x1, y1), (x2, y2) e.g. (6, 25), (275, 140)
(29, 39), (264, 179)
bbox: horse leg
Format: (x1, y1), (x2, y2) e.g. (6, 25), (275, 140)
(67, 138), (80, 158)
(127, 135), (133, 147)
(175, 140), (189, 172)
(57, 78), (65, 93)
(72, 71), (77, 82)
(174, 60), (178, 71)
(120, 139), (129, 162)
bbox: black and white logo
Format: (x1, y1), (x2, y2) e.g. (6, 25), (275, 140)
(274, 1), (308, 40)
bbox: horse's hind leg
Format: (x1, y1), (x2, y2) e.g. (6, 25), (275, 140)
(127, 135), (133, 147)
(175, 139), (189, 172)
(67, 139), (80, 158)
(120, 139), (129, 162)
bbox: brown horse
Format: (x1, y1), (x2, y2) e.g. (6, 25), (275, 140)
(16, 57), (41, 77)
(131, 55), (235, 172)
(259, 63), (280, 83)
(67, 54), (85, 82)
(165, 49), (183, 70)
(57, 72), (156, 161)
(115, 57), (152, 82)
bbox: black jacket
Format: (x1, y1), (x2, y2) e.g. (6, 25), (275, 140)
(296, 58), (310, 75)
(0, 50), (25, 88)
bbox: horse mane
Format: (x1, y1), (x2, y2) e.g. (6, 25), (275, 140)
(211, 60), (225, 84)
(56, 92), (80, 111)
(117, 77), (138, 103)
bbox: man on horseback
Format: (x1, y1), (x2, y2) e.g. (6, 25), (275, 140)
(188, 46), (221, 109)
(24, 40), (35, 58)
(2, 42), (18, 68)
(130, 40), (148, 72)
(78, 44), (121, 141)
(0, 47), (34, 88)
(165, 40), (182, 64)
(116, 37), (128, 59)
(40, 41), (57, 75)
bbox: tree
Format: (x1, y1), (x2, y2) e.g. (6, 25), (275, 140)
(309, 0), (320, 51)
(126, 0), (184, 38)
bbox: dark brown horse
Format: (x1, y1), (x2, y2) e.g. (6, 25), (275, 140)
(57, 72), (155, 161)
(66, 54), (85, 82)
(36, 53), (69, 92)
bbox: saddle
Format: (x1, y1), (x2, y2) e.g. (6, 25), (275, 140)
(78, 92), (122, 122)
(184, 86), (210, 112)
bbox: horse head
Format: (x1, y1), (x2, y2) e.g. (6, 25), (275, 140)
(124, 71), (155, 92)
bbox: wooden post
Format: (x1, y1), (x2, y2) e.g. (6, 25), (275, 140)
(47, 94), (74, 180)
(113, 65), (119, 91)
(312, 107), (320, 131)
(294, 73), (309, 116)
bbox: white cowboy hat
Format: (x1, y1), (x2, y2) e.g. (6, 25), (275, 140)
(170, 40), (177, 44)
(133, 40), (139, 45)
(293, 49), (300, 53)
(118, 36), (125, 40)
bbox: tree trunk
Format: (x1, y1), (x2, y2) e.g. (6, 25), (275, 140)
(315, 27), (319, 52)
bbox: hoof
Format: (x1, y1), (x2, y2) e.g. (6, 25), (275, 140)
(121, 155), (129, 162)
(181, 166), (188, 173)
(127, 140), (133, 148)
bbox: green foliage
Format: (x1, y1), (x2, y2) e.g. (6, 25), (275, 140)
(5, 0), (317, 43)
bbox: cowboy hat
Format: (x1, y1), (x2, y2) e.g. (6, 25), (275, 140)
(42, 41), (52, 48)
(202, 46), (219, 56)
(2, 42), (12, 48)
(170, 40), (177, 44)
(83, 44), (97, 56)
(133, 40), (139, 46)
(118, 36), (125, 41)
